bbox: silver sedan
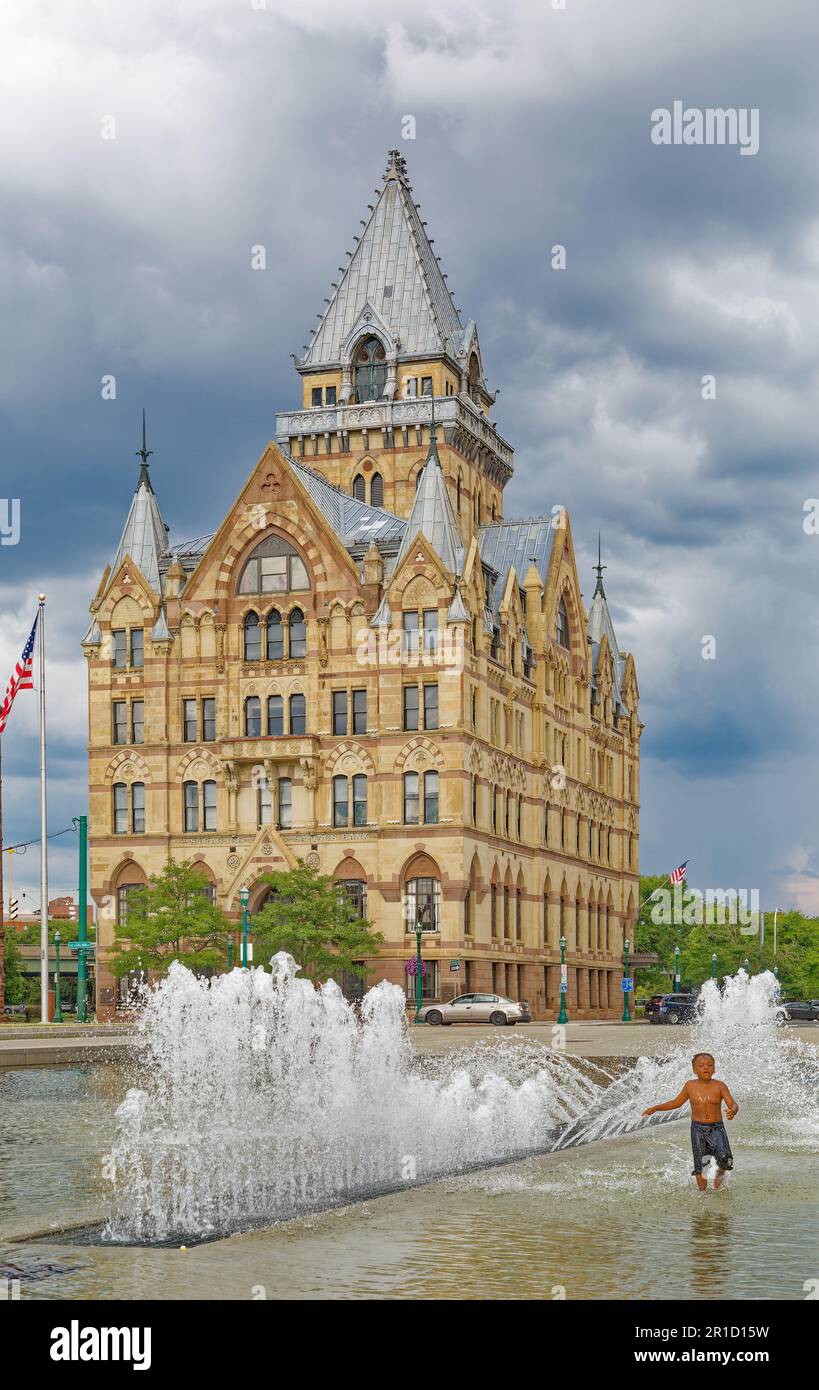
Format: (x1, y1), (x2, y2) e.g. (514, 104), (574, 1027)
(418, 993), (532, 1026)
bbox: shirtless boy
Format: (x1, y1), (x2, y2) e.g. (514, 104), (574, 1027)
(642, 1052), (739, 1190)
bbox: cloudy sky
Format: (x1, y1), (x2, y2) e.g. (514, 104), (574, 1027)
(2, 0), (819, 913)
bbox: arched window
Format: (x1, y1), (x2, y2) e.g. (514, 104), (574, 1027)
(245, 696), (261, 737)
(183, 780), (199, 832)
(556, 598), (570, 650)
(503, 883), (510, 939)
(403, 771), (419, 824)
(266, 609), (283, 660)
(289, 693), (306, 735)
(131, 782), (145, 834)
(352, 474), (366, 502)
(238, 536), (309, 595)
(370, 473), (383, 508)
(288, 608), (306, 658)
(456, 474), (462, 513)
(516, 887), (523, 941)
(423, 770), (439, 824)
(468, 352), (481, 404)
(113, 783), (128, 835)
(353, 336), (387, 403)
(491, 882), (498, 937)
(202, 780), (217, 832)
(415, 466), (424, 491)
(333, 775), (349, 827)
(244, 612), (261, 662)
(258, 779), (272, 827)
(352, 774), (368, 826)
(405, 877), (440, 932)
(338, 879), (367, 920)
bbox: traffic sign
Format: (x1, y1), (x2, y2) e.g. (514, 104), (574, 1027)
(621, 977), (634, 991)
(560, 981), (568, 993)
(450, 960), (461, 972)
(68, 941), (95, 952)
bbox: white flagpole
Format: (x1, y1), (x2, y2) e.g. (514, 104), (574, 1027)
(38, 594), (48, 1021)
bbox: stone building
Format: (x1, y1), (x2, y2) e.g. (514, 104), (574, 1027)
(83, 150), (642, 1020)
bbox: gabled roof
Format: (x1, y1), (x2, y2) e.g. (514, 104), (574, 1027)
(288, 456), (405, 546)
(109, 473), (170, 594)
(393, 424), (464, 575)
(299, 149), (466, 368)
(478, 517), (556, 619)
(587, 562), (627, 709)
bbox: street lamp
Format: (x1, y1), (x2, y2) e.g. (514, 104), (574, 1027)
(744, 956), (750, 975)
(558, 934), (568, 1025)
(227, 934), (234, 971)
(673, 944), (681, 995)
(621, 936), (631, 1023)
(53, 931), (63, 1023)
(240, 886), (249, 968)
(711, 951), (718, 981)
(414, 902), (430, 1023)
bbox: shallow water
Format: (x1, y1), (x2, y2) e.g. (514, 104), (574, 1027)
(1, 1060), (817, 1300)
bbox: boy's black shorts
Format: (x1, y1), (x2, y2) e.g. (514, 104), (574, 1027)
(691, 1120), (734, 1174)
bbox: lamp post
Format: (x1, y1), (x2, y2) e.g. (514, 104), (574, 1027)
(621, 936), (631, 1022)
(744, 956), (750, 974)
(673, 944), (681, 994)
(414, 902), (429, 1022)
(240, 886), (249, 968)
(53, 930), (62, 1023)
(227, 934), (233, 970)
(558, 934), (568, 1024)
(711, 951), (718, 981)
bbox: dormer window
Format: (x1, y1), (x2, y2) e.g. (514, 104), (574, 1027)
(556, 598), (570, 650)
(354, 336), (387, 403)
(238, 536), (310, 594)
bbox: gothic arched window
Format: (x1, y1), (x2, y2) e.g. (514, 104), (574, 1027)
(352, 474), (365, 502)
(266, 609), (283, 660)
(370, 473), (384, 507)
(353, 336), (387, 403)
(243, 612), (261, 661)
(556, 598), (570, 650)
(288, 608), (307, 658)
(238, 535), (309, 595)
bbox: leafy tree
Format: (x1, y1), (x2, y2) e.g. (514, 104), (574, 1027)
(18, 918), (96, 947)
(250, 860), (384, 986)
(1, 924), (24, 1004)
(108, 859), (231, 978)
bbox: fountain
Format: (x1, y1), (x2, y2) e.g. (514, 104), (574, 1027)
(103, 959), (819, 1244)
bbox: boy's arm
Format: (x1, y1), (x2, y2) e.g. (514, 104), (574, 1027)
(720, 1081), (739, 1119)
(642, 1083), (690, 1117)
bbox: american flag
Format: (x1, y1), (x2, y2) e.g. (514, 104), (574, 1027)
(0, 614), (38, 736)
(670, 860), (688, 885)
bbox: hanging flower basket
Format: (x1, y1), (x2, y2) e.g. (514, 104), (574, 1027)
(405, 957), (427, 976)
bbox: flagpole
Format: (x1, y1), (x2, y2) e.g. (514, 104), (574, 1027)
(38, 594), (48, 1022)
(0, 738), (4, 1012)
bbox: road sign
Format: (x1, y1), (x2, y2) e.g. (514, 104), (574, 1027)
(560, 982), (568, 993)
(68, 941), (95, 953)
(621, 977), (634, 991)
(450, 961), (461, 972)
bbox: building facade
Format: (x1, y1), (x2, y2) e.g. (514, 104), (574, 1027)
(84, 150), (642, 1020)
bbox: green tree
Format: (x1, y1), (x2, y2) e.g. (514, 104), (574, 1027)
(250, 860), (384, 986)
(108, 859), (231, 978)
(2, 924), (24, 1004)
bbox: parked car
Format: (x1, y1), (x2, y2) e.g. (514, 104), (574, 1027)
(418, 993), (532, 1026)
(643, 994), (666, 1020)
(649, 993), (698, 1025)
(778, 1000), (819, 1022)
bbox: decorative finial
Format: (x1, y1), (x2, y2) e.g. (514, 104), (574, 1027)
(383, 148), (408, 183)
(593, 532), (607, 596)
(136, 409), (154, 492)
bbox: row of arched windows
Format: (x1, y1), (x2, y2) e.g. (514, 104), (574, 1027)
(352, 472), (384, 506)
(243, 609), (306, 662)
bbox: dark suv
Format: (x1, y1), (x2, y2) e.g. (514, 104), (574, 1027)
(650, 994), (698, 1025)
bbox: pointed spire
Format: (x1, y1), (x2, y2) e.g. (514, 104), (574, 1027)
(394, 415), (463, 575)
(593, 532), (607, 597)
(136, 408), (154, 492)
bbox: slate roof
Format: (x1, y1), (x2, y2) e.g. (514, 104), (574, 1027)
(478, 517), (556, 619)
(288, 456), (405, 546)
(393, 426), (463, 575)
(109, 474), (170, 594)
(299, 150), (466, 368)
